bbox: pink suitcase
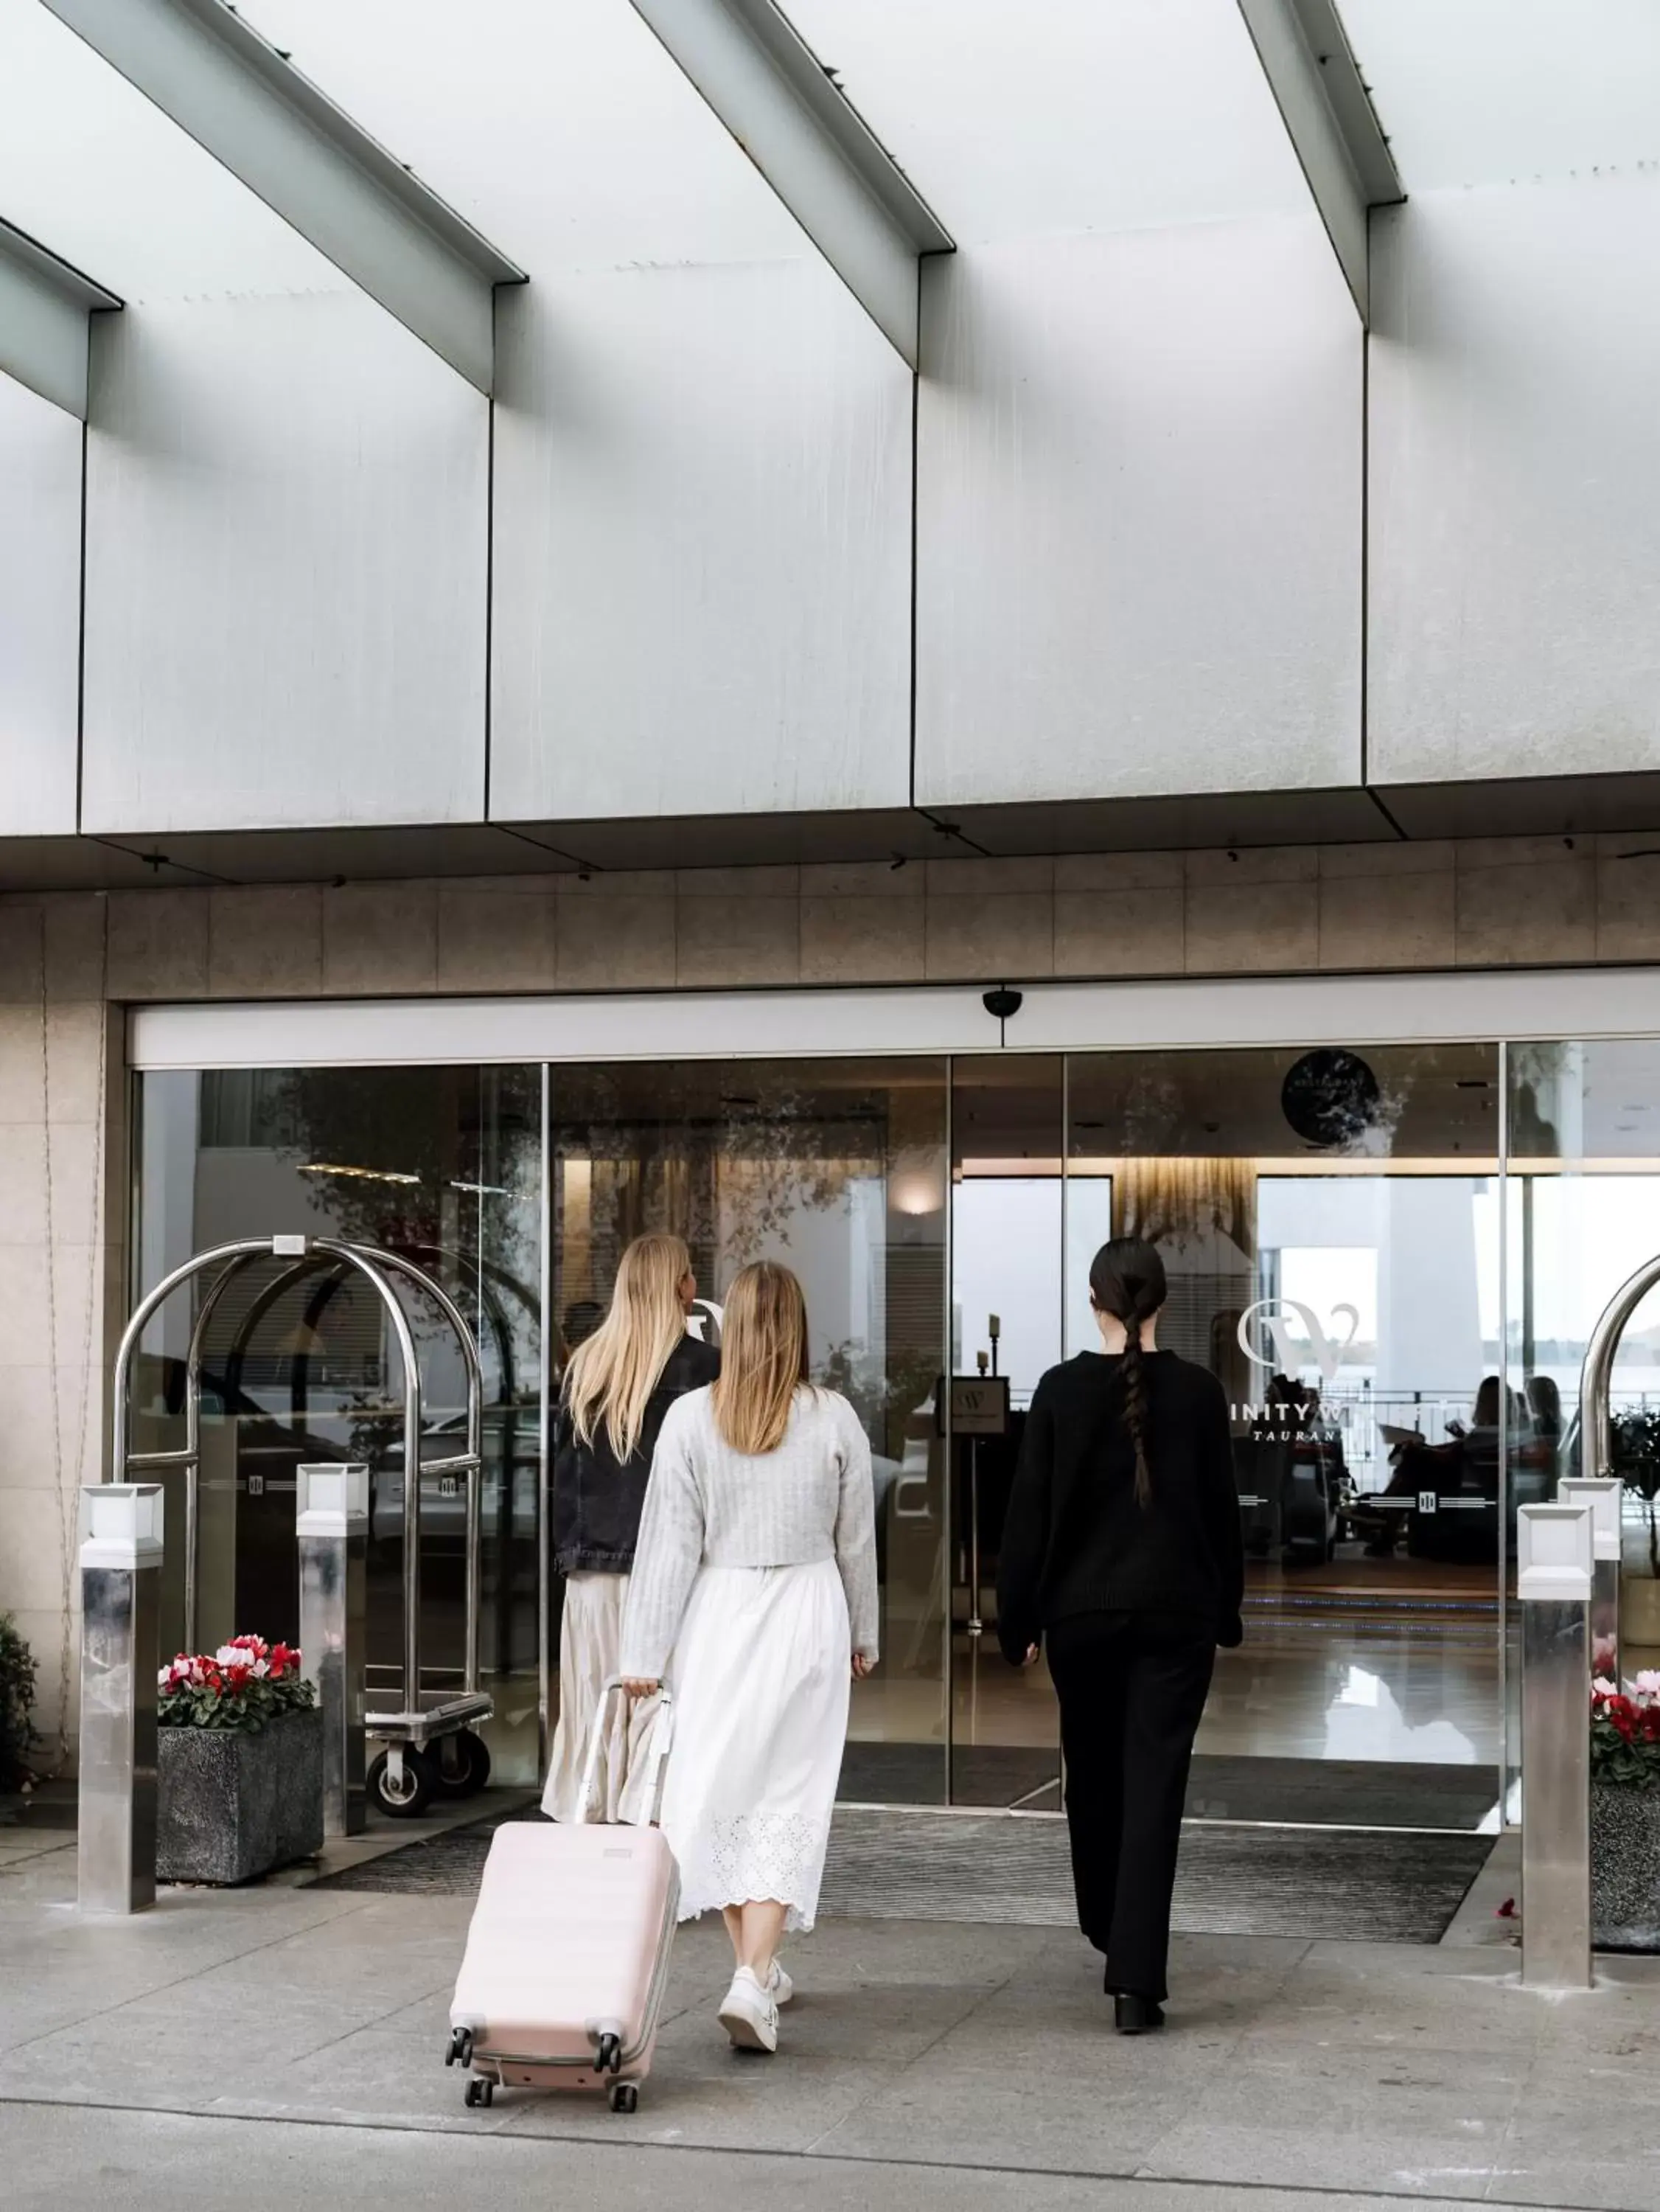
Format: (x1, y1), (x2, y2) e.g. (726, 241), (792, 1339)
(446, 1684), (677, 2115)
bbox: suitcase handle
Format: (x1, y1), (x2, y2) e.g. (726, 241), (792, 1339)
(576, 1674), (675, 1827)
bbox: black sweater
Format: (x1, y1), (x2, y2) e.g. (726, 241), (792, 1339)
(550, 1332), (719, 1574)
(996, 1350), (1246, 1662)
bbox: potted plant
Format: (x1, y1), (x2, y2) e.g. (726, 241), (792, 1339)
(0, 1613), (40, 1793)
(1591, 1674), (1660, 1951)
(1610, 1409), (1660, 1648)
(156, 1635), (324, 1884)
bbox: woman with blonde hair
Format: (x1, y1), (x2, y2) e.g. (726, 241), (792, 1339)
(620, 1259), (877, 2055)
(541, 1233), (717, 1821)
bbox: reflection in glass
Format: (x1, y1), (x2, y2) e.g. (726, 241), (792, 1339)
(949, 1057), (1065, 1806)
(1064, 1044), (1504, 1830)
(136, 1066), (544, 1783)
(1504, 1040), (1660, 1812)
(548, 1060), (949, 1804)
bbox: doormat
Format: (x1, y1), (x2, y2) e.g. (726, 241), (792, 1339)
(837, 1742), (1500, 1829)
(313, 1798), (1493, 1944)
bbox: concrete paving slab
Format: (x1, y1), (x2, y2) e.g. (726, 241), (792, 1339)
(0, 2103), (1506, 2212)
(2, 1846), (1658, 2211)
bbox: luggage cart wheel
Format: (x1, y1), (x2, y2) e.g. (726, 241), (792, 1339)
(609, 2081), (639, 2115)
(369, 1745), (434, 1819)
(464, 2077), (494, 2110)
(434, 1728), (492, 1799)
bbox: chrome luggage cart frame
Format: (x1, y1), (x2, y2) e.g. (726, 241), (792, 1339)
(110, 1233), (492, 1812)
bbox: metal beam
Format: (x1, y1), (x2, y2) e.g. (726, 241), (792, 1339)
(1235, 0), (1402, 321)
(626, 0), (952, 368)
(0, 218), (121, 418)
(38, 0), (526, 393)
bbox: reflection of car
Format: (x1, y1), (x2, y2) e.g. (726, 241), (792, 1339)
(368, 1405), (541, 1550)
(365, 1407), (912, 1559)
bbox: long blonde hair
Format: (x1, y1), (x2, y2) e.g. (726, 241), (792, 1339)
(711, 1260), (809, 1455)
(565, 1234), (694, 1461)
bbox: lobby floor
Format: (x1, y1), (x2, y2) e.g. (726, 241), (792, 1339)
(862, 1551), (1507, 1820)
(2, 1826), (1657, 2211)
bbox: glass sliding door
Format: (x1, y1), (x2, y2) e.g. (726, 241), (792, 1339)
(948, 1057), (1066, 1806)
(548, 1057), (949, 1803)
(135, 1065), (545, 1783)
(128, 1022), (1557, 1826)
(1059, 1042), (1504, 1829)
(1504, 1040), (1660, 1808)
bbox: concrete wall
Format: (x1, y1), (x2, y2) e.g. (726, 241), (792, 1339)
(3, 817), (1660, 1759)
(0, 901), (123, 1770)
(68, 833), (1657, 1001)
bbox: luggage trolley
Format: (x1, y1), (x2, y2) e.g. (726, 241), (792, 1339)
(110, 1232), (494, 1818)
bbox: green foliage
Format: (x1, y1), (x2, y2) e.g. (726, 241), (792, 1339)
(1611, 1411), (1660, 1575)
(0, 1613), (40, 1790)
(1611, 1409), (1660, 1503)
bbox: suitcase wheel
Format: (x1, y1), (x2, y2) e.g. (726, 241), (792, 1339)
(609, 2081), (639, 2115)
(464, 2077), (494, 2110)
(445, 2028), (474, 2069)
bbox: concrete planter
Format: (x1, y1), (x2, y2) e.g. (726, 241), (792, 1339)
(1591, 1782), (1660, 1952)
(157, 1706), (324, 1885)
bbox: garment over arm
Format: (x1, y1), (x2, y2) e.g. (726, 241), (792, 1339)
(618, 1397), (706, 1680)
(996, 1382), (1054, 1663)
(831, 1397), (879, 1661)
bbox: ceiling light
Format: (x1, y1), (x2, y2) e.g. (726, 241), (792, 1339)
(298, 1164), (421, 1186)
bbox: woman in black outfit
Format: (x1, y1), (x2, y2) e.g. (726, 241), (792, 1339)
(541, 1233), (719, 1819)
(997, 1237), (1244, 2033)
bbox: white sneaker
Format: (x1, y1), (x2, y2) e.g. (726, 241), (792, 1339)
(717, 1966), (779, 2053)
(766, 1958), (794, 2008)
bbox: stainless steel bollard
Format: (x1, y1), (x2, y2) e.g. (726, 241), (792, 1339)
(1518, 1502), (1594, 1991)
(77, 1485), (164, 1914)
(297, 1464), (369, 1837)
(1559, 1475), (1622, 1682)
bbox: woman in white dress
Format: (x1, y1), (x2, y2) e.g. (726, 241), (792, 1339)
(620, 1259), (877, 2054)
(542, 1234), (717, 1821)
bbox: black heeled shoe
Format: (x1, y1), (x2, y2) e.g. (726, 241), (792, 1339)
(1113, 1992), (1165, 2034)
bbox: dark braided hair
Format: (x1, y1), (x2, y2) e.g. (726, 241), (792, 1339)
(1088, 1237), (1168, 1510)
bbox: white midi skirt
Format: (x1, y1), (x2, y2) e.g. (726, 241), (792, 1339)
(660, 1558), (851, 1934)
(542, 1571), (664, 1826)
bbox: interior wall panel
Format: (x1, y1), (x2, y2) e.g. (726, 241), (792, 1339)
(0, 375), (81, 835)
(1370, 178), (1660, 787)
(915, 220), (1361, 810)
(80, 293), (488, 835)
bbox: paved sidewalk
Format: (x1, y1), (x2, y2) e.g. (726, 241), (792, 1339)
(1, 1823), (1656, 2211)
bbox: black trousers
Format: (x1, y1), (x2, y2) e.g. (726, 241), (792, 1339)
(1045, 1613), (1216, 2003)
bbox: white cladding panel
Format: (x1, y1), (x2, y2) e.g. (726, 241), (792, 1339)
(1339, 0), (1660, 188)
(489, 263), (912, 821)
(1369, 179), (1660, 787)
(80, 296), (488, 834)
(0, 375), (81, 834)
(243, 0), (914, 824)
(915, 220), (1361, 808)
(784, 0), (1319, 235)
